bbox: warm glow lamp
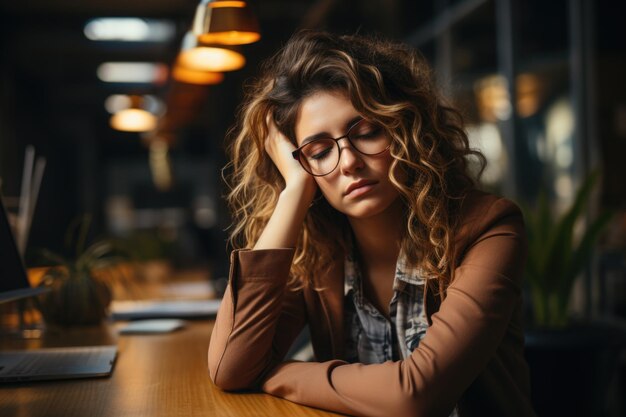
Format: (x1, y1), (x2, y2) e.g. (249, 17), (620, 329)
(108, 95), (159, 132)
(191, 0), (260, 45)
(110, 109), (157, 132)
(172, 66), (224, 85)
(177, 32), (245, 72)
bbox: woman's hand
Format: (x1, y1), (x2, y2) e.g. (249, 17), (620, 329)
(253, 117), (319, 250)
(264, 116), (317, 203)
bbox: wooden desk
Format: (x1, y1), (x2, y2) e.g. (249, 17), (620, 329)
(0, 320), (342, 417)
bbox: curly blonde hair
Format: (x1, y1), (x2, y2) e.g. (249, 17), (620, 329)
(225, 30), (485, 297)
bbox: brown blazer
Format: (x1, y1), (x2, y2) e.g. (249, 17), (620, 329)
(208, 191), (537, 417)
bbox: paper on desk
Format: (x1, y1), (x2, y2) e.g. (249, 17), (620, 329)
(119, 319), (186, 334)
(110, 299), (221, 321)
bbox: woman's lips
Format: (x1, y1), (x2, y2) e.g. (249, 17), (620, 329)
(346, 183), (376, 198)
(344, 180), (378, 197)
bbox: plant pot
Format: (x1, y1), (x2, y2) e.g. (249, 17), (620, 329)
(524, 321), (626, 417)
(36, 270), (112, 326)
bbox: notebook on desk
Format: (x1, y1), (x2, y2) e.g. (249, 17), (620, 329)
(110, 299), (221, 320)
(0, 194), (118, 383)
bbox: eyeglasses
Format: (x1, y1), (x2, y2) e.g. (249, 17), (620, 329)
(291, 118), (391, 176)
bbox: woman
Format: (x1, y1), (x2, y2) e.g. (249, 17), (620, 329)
(208, 30), (536, 417)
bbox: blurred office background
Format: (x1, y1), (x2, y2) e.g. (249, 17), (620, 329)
(1, 0), (625, 415)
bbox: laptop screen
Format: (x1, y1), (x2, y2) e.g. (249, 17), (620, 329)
(0, 194), (47, 303)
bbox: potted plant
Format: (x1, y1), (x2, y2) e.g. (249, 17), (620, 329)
(35, 216), (128, 326)
(520, 171), (623, 416)
(522, 170), (612, 327)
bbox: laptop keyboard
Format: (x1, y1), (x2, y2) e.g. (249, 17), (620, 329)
(0, 346), (117, 379)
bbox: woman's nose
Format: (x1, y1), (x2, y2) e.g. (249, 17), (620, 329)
(338, 138), (364, 174)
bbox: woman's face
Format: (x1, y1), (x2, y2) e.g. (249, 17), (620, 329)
(294, 91), (401, 220)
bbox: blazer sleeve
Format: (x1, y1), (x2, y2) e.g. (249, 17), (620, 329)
(261, 198), (527, 417)
(208, 248), (307, 390)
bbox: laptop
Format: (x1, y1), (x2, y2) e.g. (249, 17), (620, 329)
(0, 346), (118, 382)
(0, 193), (48, 303)
(0, 193), (118, 382)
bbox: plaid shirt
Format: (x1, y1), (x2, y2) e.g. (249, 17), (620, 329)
(344, 246), (459, 417)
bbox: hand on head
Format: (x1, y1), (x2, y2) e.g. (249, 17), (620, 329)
(264, 114), (318, 204)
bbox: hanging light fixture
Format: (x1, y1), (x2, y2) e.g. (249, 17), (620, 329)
(110, 109), (156, 132)
(172, 66), (224, 85)
(176, 31), (245, 72)
(191, 0), (260, 46)
(108, 95), (161, 132)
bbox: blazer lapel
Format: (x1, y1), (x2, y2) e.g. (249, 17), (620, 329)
(306, 255), (346, 361)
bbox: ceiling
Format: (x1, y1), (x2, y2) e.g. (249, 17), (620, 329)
(0, 0), (424, 253)
(0, 0), (420, 155)
(0, 1), (309, 148)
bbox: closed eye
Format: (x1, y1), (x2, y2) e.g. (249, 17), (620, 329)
(351, 124), (383, 140)
(303, 140), (334, 160)
(308, 147), (333, 160)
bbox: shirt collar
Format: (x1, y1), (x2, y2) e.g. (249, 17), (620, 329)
(395, 251), (427, 286)
(344, 240), (426, 298)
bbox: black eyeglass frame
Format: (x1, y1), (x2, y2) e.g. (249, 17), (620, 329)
(291, 118), (391, 177)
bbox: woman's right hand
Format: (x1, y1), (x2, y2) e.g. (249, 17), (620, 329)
(253, 116), (319, 250)
(264, 116), (317, 203)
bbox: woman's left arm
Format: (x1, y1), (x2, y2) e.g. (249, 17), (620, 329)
(261, 198), (527, 417)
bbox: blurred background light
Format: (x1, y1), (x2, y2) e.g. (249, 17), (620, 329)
(110, 109), (157, 132)
(105, 95), (165, 116)
(177, 45), (245, 72)
(149, 140), (173, 191)
(172, 66), (224, 85)
(516, 73), (542, 118)
(192, 0), (261, 46)
(97, 62), (168, 84)
(210, 1), (246, 7)
(104, 95), (132, 114)
(475, 75), (512, 122)
(84, 18), (176, 42)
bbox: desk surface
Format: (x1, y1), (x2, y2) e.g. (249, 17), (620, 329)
(0, 320), (342, 417)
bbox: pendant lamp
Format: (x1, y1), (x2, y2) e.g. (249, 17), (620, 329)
(191, 0), (260, 45)
(177, 31), (245, 72)
(109, 95), (160, 132)
(172, 66), (225, 85)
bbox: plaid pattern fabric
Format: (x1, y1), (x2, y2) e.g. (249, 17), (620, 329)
(344, 246), (459, 417)
(343, 248), (428, 362)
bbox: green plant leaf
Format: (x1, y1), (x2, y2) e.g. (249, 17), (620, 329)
(533, 191), (554, 289)
(523, 170), (611, 327)
(520, 192), (553, 291)
(556, 210), (613, 313)
(543, 171), (598, 294)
